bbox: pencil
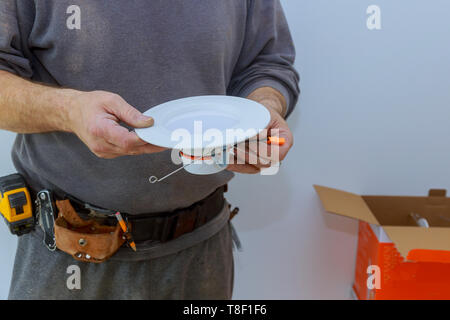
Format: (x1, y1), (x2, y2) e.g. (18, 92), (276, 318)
(115, 212), (137, 252)
(267, 136), (285, 146)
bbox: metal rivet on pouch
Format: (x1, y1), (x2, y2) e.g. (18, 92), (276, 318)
(78, 238), (87, 246)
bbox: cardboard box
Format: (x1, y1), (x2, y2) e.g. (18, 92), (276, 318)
(314, 185), (450, 300)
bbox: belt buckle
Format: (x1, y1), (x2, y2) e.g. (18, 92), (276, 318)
(35, 190), (57, 251)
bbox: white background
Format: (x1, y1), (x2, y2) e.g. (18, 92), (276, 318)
(1, 0), (450, 299)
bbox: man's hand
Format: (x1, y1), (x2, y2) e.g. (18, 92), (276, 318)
(0, 71), (164, 159)
(227, 87), (294, 174)
(66, 91), (166, 159)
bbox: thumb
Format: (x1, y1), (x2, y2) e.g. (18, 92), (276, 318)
(111, 98), (154, 128)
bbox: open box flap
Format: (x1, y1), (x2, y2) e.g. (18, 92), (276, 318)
(314, 185), (379, 225)
(383, 226), (450, 262)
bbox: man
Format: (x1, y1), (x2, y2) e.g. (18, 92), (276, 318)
(0, 0), (299, 299)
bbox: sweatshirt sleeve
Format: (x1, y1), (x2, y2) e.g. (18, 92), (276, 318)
(0, 0), (33, 78)
(227, 0), (300, 117)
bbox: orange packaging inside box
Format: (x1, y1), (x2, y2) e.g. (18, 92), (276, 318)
(314, 185), (450, 300)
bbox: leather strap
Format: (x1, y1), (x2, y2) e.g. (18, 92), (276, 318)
(133, 186), (225, 242)
(66, 185), (226, 243)
(54, 199), (126, 263)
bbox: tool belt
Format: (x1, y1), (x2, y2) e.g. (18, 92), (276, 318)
(33, 185), (232, 263)
(53, 199), (127, 262)
(67, 185), (227, 242)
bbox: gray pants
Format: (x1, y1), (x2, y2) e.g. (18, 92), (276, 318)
(8, 221), (234, 300)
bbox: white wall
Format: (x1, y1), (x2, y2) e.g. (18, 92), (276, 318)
(0, 132), (19, 299)
(1, 0), (450, 299)
(230, 0), (450, 299)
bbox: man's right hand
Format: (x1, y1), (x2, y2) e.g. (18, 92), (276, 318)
(0, 71), (164, 159)
(66, 91), (166, 159)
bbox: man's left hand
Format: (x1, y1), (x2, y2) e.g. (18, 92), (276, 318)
(227, 87), (294, 174)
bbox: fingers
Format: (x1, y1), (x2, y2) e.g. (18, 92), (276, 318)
(226, 164), (261, 174)
(233, 135), (288, 169)
(261, 132), (292, 162)
(90, 119), (166, 158)
(91, 141), (124, 159)
(130, 143), (167, 155)
(106, 94), (154, 128)
(102, 120), (148, 149)
(91, 138), (165, 158)
(232, 144), (272, 168)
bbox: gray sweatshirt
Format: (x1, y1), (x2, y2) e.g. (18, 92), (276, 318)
(0, 0), (299, 215)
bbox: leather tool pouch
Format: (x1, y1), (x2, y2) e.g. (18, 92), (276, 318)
(54, 200), (127, 263)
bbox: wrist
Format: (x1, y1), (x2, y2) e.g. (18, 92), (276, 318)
(51, 88), (83, 133)
(259, 98), (285, 118)
(246, 87), (287, 117)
